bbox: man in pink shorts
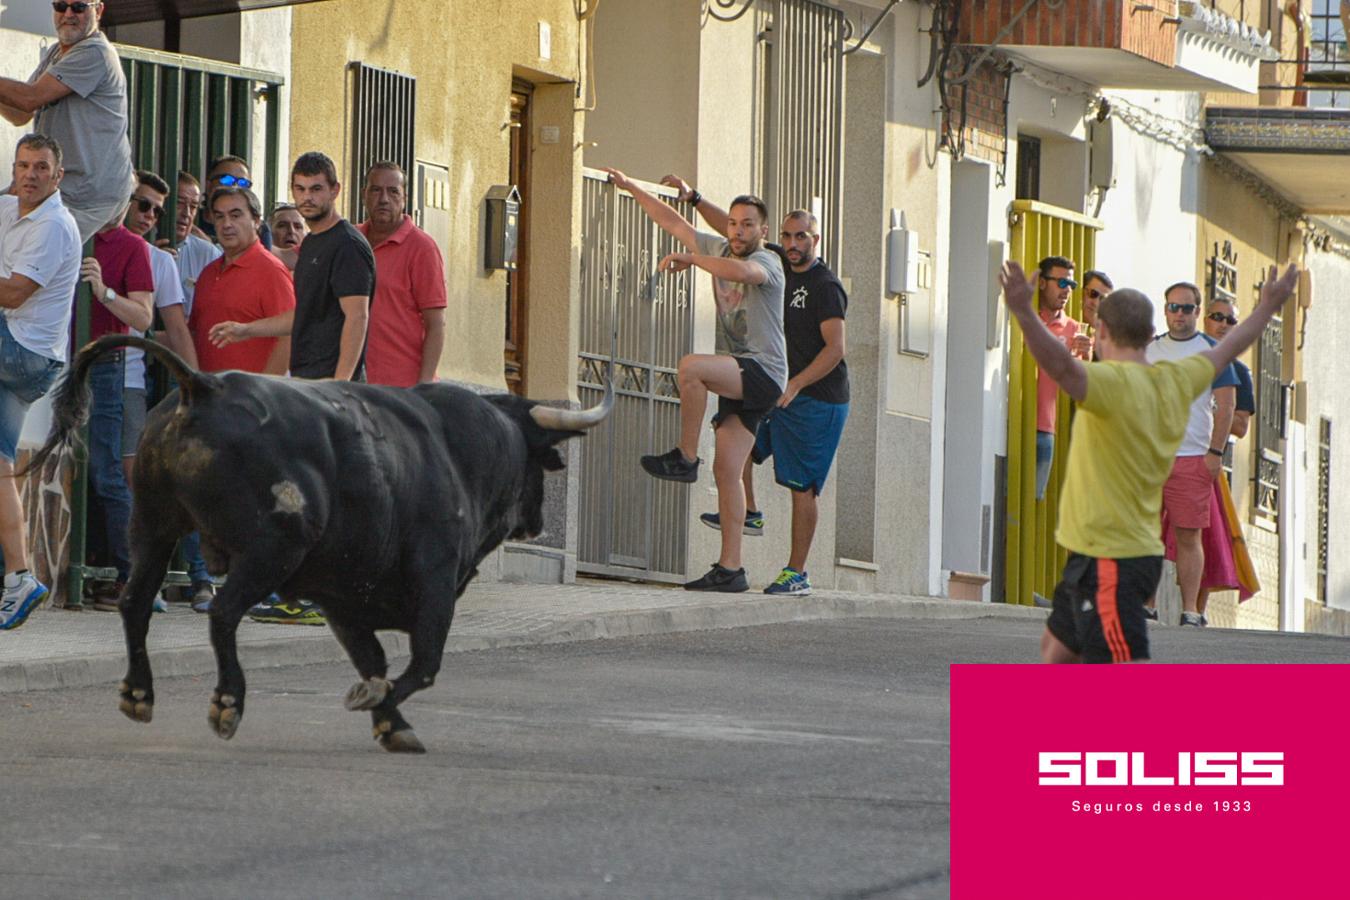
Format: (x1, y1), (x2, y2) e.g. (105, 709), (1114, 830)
(1144, 282), (1239, 626)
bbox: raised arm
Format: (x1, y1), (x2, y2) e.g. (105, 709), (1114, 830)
(602, 168), (696, 250)
(660, 175), (730, 238)
(999, 260), (1087, 402)
(1203, 264), (1299, 375)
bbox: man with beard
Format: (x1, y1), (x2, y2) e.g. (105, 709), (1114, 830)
(604, 168), (786, 593)
(209, 151), (373, 624)
(1032, 256), (1082, 501)
(356, 162), (445, 386)
(0, 0), (134, 243)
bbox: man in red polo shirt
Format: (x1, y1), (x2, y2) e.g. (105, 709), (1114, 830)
(79, 209), (154, 607)
(357, 162), (445, 387)
(189, 187), (294, 375)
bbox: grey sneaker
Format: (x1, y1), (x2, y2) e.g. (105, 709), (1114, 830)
(1143, 607), (1159, 621)
(641, 447), (700, 483)
(0, 573), (48, 631)
(1179, 612), (1204, 627)
(699, 510), (765, 536)
(683, 563), (749, 593)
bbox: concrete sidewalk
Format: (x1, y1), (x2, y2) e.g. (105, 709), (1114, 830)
(0, 577), (1043, 693)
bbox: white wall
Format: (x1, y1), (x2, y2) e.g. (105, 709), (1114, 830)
(1302, 244), (1350, 610)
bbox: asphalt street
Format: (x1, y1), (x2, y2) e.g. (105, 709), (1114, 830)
(2, 616), (1347, 900)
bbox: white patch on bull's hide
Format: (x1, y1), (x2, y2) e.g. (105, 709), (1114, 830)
(271, 481), (306, 515)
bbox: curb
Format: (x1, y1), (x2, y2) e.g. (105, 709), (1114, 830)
(0, 594), (1044, 694)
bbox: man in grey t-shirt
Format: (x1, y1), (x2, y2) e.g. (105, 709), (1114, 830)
(0, 0), (135, 243)
(603, 168), (786, 594)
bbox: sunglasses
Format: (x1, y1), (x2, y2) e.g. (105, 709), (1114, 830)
(129, 195), (164, 220)
(1166, 302), (1198, 314)
(1207, 311), (1238, 326)
(215, 174), (252, 189)
(1041, 275), (1078, 290)
(1085, 288), (1107, 300)
(52, 1), (96, 12)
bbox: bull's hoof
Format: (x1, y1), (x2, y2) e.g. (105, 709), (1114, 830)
(381, 729), (426, 754)
(117, 681), (154, 723)
(207, 692), (241, 740)
(344, 677), (392, 711)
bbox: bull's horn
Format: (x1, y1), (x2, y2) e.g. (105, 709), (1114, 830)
(529, 380), (613, 430)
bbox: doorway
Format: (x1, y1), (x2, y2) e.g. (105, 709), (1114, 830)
(504, 79), (532, 394)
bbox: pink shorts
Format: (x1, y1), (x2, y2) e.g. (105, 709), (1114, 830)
(1162, 455), (1213, 530)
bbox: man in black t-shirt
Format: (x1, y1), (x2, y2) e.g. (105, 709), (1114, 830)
(208, 150), (375, 625)
(210, 150), (375, 382)
(663, 177), (849, 597)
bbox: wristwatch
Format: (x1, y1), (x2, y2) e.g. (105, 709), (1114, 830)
(1207, 447), (1224, 457)
(102, 286), (117, 305)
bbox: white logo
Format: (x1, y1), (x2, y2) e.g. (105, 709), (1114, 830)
(789, 286), (808, 309)
(1038, 751), (1284, 786)
(1081, 600), (1093, 612)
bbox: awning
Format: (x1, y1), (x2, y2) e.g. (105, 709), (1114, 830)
(101, 0), (327, 27)
(1206, 107), (1350, 214)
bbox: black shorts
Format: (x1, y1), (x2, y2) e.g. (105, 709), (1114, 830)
(712, 357), (782, 435)
(1045, 553), (1162, 663)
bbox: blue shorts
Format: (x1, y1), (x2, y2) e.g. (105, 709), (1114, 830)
(0, 317), (63, 463)
(751, 394), (848, 495)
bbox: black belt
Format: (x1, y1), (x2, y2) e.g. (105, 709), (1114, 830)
(89, 349), (125, 364)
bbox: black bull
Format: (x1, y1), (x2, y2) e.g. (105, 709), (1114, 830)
(26, 335), (611, 753)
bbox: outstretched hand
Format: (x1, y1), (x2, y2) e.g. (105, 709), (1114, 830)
(602, 167), (635, 193)
(660, 174), (693, 202)
(1257, 263), (1300, 313)
(999, 260), (1036, 317)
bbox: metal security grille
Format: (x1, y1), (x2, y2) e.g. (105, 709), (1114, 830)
(1254, 314), (1283, 525)
(1308, 1), (1348, 108)
(1318, 417), (1331, 601)
(1004, 200), (1103, 606)
(348, 63), (416, 222)
(577, 170), (697, 582)
(119, 46), (285, 227)
(759, 0), (846, 264)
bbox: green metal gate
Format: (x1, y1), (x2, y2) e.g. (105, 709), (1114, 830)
(50, 47), (286, 608)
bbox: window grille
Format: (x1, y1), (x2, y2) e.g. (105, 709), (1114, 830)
(1318, 417), (1332, 601)
(348, 63), (416, 222)
(758, 0), (845, 266)
(1253, 311), (1283, 525)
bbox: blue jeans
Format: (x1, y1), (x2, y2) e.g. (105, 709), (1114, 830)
(1035, 430), (1055, 502)
(180, 531), (210, 583)
(88, 356), (132, 582)
(0, 318), (63, 463)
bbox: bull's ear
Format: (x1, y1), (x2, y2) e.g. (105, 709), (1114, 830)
(541, 448), (567, 471)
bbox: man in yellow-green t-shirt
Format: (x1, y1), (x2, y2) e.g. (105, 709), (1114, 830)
(999, 261), (1299, 664)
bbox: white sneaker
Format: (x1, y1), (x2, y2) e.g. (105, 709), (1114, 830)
(0, 573), (49, 631)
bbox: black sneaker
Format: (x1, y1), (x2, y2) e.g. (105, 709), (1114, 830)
(683, 563), (749, 593)
(1143, 607), (1159, 621)
(641, 447), (700, 483)
(1179, 612), (1203, 627)
(699, 510), (765, 536)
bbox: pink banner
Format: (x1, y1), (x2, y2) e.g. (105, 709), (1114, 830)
(951, 665), (1350, 898)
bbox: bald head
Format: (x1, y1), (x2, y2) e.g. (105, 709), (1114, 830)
(1097, 288), (1155, 349)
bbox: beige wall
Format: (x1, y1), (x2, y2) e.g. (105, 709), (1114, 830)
(1193, 162), (1292, 629)
(287, 0), (584, 395)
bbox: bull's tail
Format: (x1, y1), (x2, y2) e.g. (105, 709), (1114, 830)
(20, 335), (210, 477)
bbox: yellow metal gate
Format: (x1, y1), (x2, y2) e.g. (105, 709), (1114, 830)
(1005, 200), (1103, 606)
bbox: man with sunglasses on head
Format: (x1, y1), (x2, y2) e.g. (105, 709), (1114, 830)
(0, 0), (134, 244)
(1032, 256), (1083, 502)
(1143, 282), (1240, 627)
(195, 156), (273, 250)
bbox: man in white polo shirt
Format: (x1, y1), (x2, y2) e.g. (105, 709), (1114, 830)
(0, 134), (80, 630)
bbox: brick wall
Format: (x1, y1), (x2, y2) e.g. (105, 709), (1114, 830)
(958, 0), (1177, 68)
(943, 58), (1009, 165)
